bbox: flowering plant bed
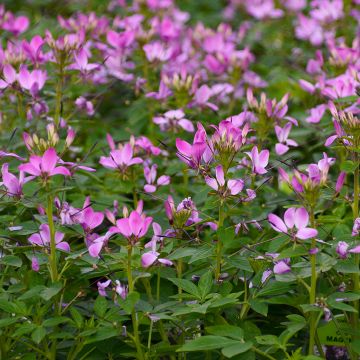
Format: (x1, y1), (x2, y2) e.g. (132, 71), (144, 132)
(0, 0), (359, 359)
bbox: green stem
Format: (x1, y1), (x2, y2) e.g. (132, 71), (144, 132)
(47, 194), (58, 283)
(156, 267), (161, 302)
(252, 347), (277, 360)
(215, 203), (225, 282)
(351, 163), (359, 340)
(308, 207), (317, 355)
(127, 246), (145, 360)
(177, 258), (183, 300)
(54, 59), (65, 127)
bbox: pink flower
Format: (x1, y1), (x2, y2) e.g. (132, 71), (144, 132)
(1, 163), (32, 197)
(18, 148), (71, 179)
(205, 165), (244, 196)
(274, 260), (291, 274)
(31, 257), (40, 272)
(193, 85), (218, 111)
(143, 164), (170, 193)
(176, 124), (208, 169)
(28, 224), (70, 251)
(99, 143), (143, 173)
(70, 48), (99, 74)
(336, 241), (349, 259)
(88, 232), (111, 258)
(153, 109), (194, 133)
(305, 104), (327, 124)
(246, 146), (269, 175)
(268, 207), (318, 240)
(352, 218), (360, 237)
(18, 67), (47, 96)
(274, 123), (298, 155)
(0, 64), (16, 89)
(115, 280), (127, 299)
(22, 35), (45, 64)
(75, 97), (95, 116)
(110, 210), (152, 243)
(141, 230), (173, 268)
(97, 279), (111, 297)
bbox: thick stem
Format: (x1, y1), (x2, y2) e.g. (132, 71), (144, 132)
(47, 194), (58, 283)
(351, 164), (359, 339)
(127, 246), (144, 360)
(308, 208), (316, 355)
(215, 203), (225, 282)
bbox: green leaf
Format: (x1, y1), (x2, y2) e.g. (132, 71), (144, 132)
(340, 160), (357, 173)
(206, 325), (244, 340)
(43, 317), (71, 327)
(198, 271), (213, 299)
(70, 307), (83, 328)
(0, 317), (19, 328)
(32, 326), (46, 344)
(0, 255), (22, 267)
(94, 295), (108, 318)
(168, 278), (200, 298)
(40, 283), (62, 301)
(255, 335), (280, 346)
(84, 326), (119, 344)
(12, 323), (37, 337)
(249, 299), (268, 316)
(222, 342), (253, 358)
(177, 336), (239, 352)
(119, 291), (140, 314)
(257, 282), (293, 297)
(19, 285), (46, 300)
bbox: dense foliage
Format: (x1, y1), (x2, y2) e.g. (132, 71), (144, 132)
(0, 0), (359, 359)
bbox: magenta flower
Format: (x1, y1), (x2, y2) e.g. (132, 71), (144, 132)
(336, 241), (360, 259)
(268, 207), (318, 240)
(1, 163), (33, 197)
(336, 241), (349, 259)
(305, 104), (327, 124)
(110, 210), (152, 244)
(143, 164), (170, 193)
(352, 218), (360, 237)
(205, 165), (244, 196)
(28, 224), (70, 251)
(274, 260), (291, 275)
(22, 35), (45, 64)
(0, 64), (16, 89)
(88, 232), (111, 258)
(99, 143), (143, 173)
(18, 148), (71, 179)
(70, 48), (99, 75)
(115, 280), (127, 299)
(18, 67), (47, 96)
(153, 109), (194, 133)
(274, 123), (298, 155)
(193, 85), (218, 111)
(31, 257), (40, 272)
(141, 233), (173, 269)
(246, 146), (269, 175)
(97, 279), (111, 297)
(176, 123), (209, 169)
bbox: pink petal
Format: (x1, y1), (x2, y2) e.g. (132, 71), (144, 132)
(274, 261), (291, 274)
(275, 143), (289, 155)
(284, 208), (296, 229)
(89, 241), (103, 257)
(144, 184), (157, 193)
(227, 179), (244, 195)
(215, 165), (225, 186)
(56, 242), (70, 252)
(50, 166), (71, 177)
(205, 176), (218, 191)
(294, 208), (309, 229)
(296, 228), (318, 240)
(268, 214), (287, 233)
(41, 148), (57, 174)
(141, 251), (158, 268)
